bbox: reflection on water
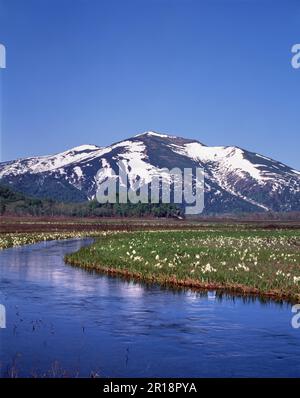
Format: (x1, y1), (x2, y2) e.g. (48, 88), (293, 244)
(0, 239), (300, 377)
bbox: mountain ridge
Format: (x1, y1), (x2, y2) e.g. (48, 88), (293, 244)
(0, 131), (299, 214)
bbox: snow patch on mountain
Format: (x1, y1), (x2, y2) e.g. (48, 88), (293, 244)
(113, 140), (162, 185)
(171, 142), (266, 181)
(73, 166), (83, 179)
(70, 144), (100, 152)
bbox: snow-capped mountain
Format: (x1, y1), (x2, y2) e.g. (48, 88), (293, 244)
(0, 131), (299, 213)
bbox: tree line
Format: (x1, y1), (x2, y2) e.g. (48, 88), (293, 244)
(0, 184), (184, 218)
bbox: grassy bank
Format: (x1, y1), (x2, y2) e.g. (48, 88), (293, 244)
(65, 229), (300, 302)
(0, 231), (113, 250)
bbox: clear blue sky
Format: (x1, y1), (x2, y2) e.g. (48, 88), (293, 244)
(0, 0), (299, 169)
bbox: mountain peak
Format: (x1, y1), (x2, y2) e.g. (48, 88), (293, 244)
(134, 131), (176, 139)
(133, 131), (205, 147)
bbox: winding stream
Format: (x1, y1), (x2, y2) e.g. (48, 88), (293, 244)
(0, 238), (299, 377)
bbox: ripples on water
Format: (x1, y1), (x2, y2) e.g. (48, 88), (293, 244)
(0, 239), (299, 377)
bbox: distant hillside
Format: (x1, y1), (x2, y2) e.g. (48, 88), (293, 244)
(0, 184), (183, 218)
(0, 184), (44, 215)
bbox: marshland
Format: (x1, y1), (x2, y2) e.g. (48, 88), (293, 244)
(65, 228), (300, 302)
(1, 218), (300, 377)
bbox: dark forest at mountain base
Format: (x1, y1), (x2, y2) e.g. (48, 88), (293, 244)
(1, 184), (300, 221)
(0, 184), (183, 218)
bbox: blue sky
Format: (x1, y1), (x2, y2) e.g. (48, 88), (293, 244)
(0, 0), (299, 169)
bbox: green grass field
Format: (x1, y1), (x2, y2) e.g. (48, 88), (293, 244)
(65, 229), (300, 302)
